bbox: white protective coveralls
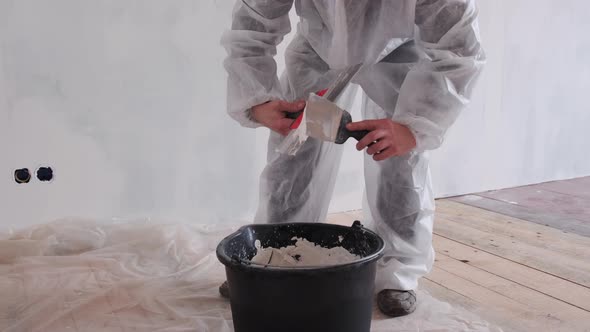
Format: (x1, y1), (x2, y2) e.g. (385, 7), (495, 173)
(222, 0), (485, 291)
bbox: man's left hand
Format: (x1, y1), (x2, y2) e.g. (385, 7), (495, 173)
(346, 119), (416, 161)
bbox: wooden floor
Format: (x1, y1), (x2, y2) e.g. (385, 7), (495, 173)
(328, 177), (590, 332)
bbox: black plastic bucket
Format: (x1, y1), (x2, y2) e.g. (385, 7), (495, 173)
(216, 221), (385, 332)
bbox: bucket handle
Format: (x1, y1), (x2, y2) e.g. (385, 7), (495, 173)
(352, 220), (363, 229)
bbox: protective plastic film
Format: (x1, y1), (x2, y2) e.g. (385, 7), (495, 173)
(1, 219), (502, 332)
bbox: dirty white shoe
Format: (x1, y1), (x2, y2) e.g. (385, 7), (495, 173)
(377, 289), (417, 317)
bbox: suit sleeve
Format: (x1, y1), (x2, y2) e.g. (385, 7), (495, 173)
(221, 0), (295, 127)
(393, 0), (486, 151)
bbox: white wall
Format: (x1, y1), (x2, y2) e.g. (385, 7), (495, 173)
(0, 0), (260, 228)
(430, 0), (590, 196)
(1, 0), (589, 228)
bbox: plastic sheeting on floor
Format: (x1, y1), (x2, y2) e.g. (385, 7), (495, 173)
(0, 219), (502, 332)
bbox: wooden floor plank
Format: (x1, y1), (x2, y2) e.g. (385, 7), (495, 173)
(437, 200), (590, 256)
(536, 177), (590, 200)
(434, 234), (590, 312)
(450, 195), (590, 237)
(419, 278), (519, 332)
(326, 210), (364, 226)
(419, 277), (481, 315)
(434, 215), (590, 287)
(333, 177), (590, 332)
(431, 257), (590, 332)
(426, 267), (564, 332)
(478, 186), (590, 222)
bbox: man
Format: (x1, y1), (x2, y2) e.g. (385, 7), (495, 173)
(221, 0), (485, 317)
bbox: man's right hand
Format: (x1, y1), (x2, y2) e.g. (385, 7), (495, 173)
(251, 100), (306, 136)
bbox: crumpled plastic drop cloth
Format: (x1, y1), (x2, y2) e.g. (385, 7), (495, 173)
(0, 219), (502, 332)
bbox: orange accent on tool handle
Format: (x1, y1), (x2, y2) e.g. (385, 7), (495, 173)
(289, 112), (304, 129)
(317, 89), (329, 97)
(289, 89), (329, 130)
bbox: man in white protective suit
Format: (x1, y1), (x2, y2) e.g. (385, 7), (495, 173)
(221, 0), (485, 317)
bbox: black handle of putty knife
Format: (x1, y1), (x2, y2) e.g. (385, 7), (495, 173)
(349, 129), (370, 142)
(285, 111), (303, 120)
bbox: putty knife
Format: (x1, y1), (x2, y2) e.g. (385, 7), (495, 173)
(287, 64), (369, 144)
(304, 96), (370, 144)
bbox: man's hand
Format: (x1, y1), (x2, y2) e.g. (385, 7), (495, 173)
(251, 100), (306, 136)
(347, 119), (416, 161)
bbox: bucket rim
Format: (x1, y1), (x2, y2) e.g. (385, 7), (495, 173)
(216, 221), (385, 272)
